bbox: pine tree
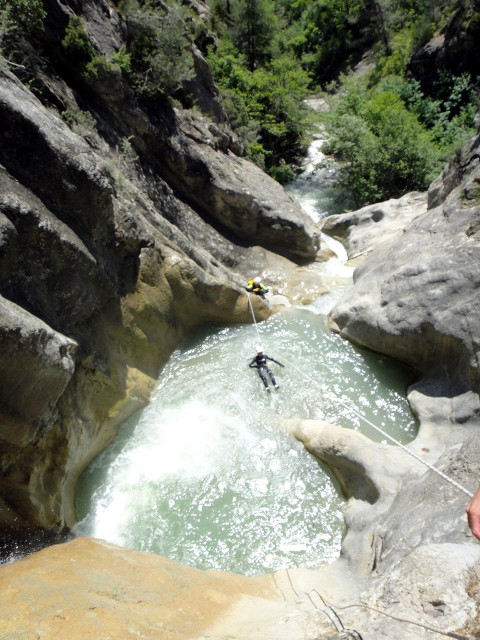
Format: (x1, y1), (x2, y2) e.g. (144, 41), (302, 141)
(231, 0), (275, 71)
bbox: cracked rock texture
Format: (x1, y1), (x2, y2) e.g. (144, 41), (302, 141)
(1, 2), (480, 639)
(0, 0), (320, 536)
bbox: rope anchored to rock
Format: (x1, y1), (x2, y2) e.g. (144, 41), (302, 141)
(245, 289), (473, 499)
(284, 569), (472, 640)
(283, 356), (474, 499)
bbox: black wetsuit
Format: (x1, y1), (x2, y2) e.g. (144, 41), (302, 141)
(249, 353), (283, 389)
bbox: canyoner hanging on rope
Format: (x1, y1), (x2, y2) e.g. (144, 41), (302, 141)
(244, 281), (284, 392)
(244, 285), (473, 499)
(248, 345), (285, 392)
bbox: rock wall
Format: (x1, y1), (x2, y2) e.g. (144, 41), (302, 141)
(311, 127), (480, 638)
(328, 130), (480, 393)
(2, 103), (480, 640)
(0, 1), (320, 537)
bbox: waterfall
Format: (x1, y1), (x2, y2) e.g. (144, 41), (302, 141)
(75, 136), (416, 577)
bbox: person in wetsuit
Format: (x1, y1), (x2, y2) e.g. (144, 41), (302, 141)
(244, 277), (269, 298)
(249, 346), (284, 391)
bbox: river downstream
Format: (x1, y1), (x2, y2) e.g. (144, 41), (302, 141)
(75, 141), (417, 577)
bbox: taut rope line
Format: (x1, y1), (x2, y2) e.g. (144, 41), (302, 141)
(244, 290), (473, 498)
(282, 355), (474, 499)
(246, 291), (262, 343)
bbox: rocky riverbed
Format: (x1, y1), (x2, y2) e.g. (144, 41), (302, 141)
(1, 1), (480, 637)
(2, 130), (480, 640)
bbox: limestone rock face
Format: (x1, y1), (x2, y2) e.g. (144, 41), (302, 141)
(315, 129), (480, 639)
(0, 295), (76, 447)
(183, 44), (229, 125)
(1, 536), (349, 640)
(329, 131), (480, 392)
(0, 0), (320, 535)
(284, 411), (480, 639)
(322, 191), (427, 259)
(0, 537), (277, 640)
(159, 110), (320, 262)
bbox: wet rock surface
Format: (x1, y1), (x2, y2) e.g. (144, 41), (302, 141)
(1, 2), (480, 638)
(0, 14), (319, 534)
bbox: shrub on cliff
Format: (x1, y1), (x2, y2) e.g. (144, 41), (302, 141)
(120, 0), (194, 96)
(61, 14), (131, 89)
(323, 79), (441, 206)
(0, 0), (44, 62)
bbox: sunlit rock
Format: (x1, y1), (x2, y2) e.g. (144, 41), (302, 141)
(328, 131), (480, 392)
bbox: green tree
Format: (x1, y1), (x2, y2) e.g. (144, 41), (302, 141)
(231, 0), (276, 71)
(208, 39), (310, 173)
(285, 0), (374, 85)
(61, 14), (94, 66)
(324, 80), (441, 205)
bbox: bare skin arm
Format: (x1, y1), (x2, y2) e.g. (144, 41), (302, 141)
(466, 486), (480, 540)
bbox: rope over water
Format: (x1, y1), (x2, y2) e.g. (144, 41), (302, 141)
(246, 291), (262, 343)
(245, 291), (474, 499)
(248, 287), (474, 640)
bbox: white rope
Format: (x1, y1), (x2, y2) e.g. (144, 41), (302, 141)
(243, 289), (473, 498)
(246, 291), (262, 343)
(281, 355), (474, 499)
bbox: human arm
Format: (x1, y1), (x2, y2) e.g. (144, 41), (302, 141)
(265, 356), (284, 367)
(248, 357), (258, 368)
(466, 486), (480, 541)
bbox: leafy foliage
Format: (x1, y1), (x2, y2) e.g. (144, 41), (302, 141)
(278, 0), (380, 86)
(376, 71), (477, 151)
(0, 0), (44, 61)
(230, 0), (277, 71)
(61, 15), (130, 87)
(322, 69), (477, 206)
(61, 14), (95, 65)
(61, 3), (191, 96)
(121, 0), (194, 96)
(208, 39), (311, 175)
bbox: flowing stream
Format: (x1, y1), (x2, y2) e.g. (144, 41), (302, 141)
(75, 139), (417, 577)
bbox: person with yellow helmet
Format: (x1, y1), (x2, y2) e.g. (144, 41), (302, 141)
(249, 345), (284, 392)
(244, 276), (269, 298)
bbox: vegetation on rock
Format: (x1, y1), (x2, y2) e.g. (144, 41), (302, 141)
(119, 0), (194, 96)
(1, 0), (479, 199)
(207, 0), (479, 197)
(0, 0), (44, 63)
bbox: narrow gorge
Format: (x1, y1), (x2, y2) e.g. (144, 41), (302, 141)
(1, 1), (480, 639)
